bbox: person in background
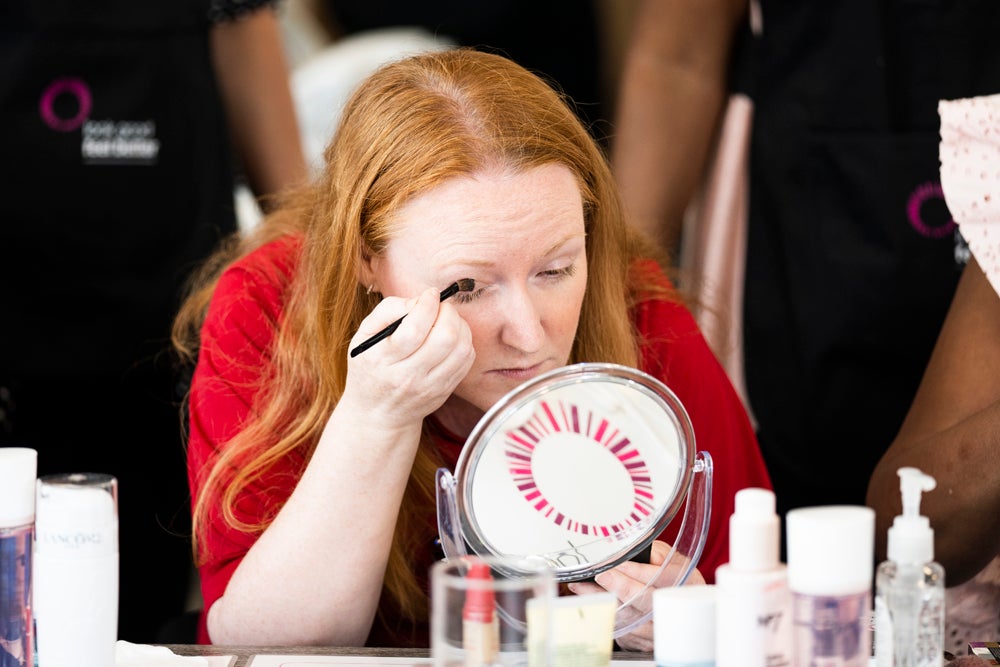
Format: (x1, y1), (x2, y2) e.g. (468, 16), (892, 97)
(612, 0), (1000, 538)
(0, 0), (306, 642)
(868, 93), (1000, 655)
(173, 48), (771, 650)
(293, 0), (621, 146)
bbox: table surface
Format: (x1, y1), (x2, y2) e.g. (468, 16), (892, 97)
(164, 645), (655, 667)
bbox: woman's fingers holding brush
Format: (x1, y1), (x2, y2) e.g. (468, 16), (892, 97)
(380, 287), (454, 355)
(387, 286), (474, 395)
(346, 287), (473, 423)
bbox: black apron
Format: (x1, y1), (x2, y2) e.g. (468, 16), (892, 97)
(740, 0), (1000, 520)
(0, 0), (237, 378)
(0, 0), (239, 641)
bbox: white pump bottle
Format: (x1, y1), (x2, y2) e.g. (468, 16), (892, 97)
(715, 488), (792, 667)
(874, 467), (945, 667)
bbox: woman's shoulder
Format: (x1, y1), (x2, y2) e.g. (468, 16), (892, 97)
(629, 257), (674, 290)
(216, 233), (301, 294)
(209, 234), (303, 326)
(627, 257), (689, 319)
(627, 257), (705, 357)
(229, 233), (302, 278)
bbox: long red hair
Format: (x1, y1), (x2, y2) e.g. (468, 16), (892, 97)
(173, 47), (670, 628)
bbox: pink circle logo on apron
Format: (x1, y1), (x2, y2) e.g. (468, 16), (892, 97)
(39, 78), (92, 132)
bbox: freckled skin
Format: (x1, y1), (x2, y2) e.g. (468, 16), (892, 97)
(368, 163), (589, 435)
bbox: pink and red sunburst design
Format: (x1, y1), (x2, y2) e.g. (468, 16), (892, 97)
(503, 399), (655, 536)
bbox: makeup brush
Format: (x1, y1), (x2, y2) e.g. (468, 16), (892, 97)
(349, 278), (475, 357)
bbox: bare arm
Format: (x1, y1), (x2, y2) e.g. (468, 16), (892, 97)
(207, 400), (423, 645)
(867, 258), (1000, 585)
(206, 289), (475, 645)
(610, 0), (747, 259)
(211, 7), (308, 206)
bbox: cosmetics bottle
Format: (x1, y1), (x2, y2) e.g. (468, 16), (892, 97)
(786, 505), (875, 667)
(873, 467), (944, 667)
(33, 473), (119, 667)
(653, 585), (717, 667)
(0, 448), (38, 667)
(715, 488), (792, 667)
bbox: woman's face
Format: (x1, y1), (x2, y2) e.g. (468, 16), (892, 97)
(370, 163), (588, 432)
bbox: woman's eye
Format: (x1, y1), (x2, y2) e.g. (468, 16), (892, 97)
(540, 264), (577, 279)
(451, 265), (576, 305)
(453, 286), (486, 304)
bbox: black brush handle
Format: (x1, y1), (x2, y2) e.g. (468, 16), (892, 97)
(349, 279), (473, 357)
(350, 317), (403, 357)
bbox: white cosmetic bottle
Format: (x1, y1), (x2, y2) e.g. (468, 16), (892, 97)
(33, 473), (119, 667)
(715, 488), (792, 667)
(874, 467), (944, 667)
(786, 505), (875, 667)
(654, 585), (717, 667)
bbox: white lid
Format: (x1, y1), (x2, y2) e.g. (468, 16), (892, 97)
(786, 505), (875, 595)
(0, 447), (38, 528)
(653, 585), (716, 664)
(729, 487), (779, 572)
(887, 467), (936, 564)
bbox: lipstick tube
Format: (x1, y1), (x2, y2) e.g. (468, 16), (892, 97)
(462, 559), (499, 667)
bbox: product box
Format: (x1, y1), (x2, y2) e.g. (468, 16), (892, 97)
(969, 641), (1000, 664)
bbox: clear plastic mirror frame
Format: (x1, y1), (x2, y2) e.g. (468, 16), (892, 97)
(436, 362), (714, 638)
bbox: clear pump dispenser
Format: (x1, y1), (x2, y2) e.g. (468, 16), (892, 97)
(874, 467), (945, 667)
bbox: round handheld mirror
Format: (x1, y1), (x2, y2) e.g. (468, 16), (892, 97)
(437, 363), (712, 596)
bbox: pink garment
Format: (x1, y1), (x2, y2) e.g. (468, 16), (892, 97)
(939, 93), (1000, 292)
(683, 94), (754, 425)
(943, 558), (1000, 659)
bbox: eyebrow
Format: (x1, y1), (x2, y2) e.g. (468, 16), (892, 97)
(445, 233), (586, 268)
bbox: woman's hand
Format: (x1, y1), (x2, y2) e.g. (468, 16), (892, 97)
(344, 286), (475, 429)
(567, 540), (706, 652)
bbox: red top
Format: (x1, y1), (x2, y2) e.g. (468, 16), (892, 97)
(187, 235), (772, 645)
